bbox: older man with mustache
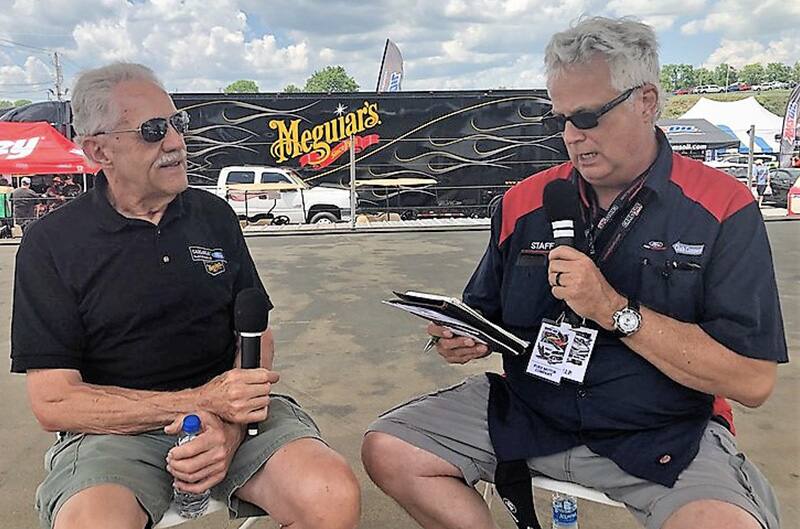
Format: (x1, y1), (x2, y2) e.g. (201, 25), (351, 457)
(10, 62), (360, 529)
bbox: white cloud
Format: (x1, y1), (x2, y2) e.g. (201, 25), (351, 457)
(71, 19), (138, 62)
(0, 56), (53, 100)
(705, 37), (800, 68)
(606, 0), (706, 30)
(1, 0), (798, 102)
(681, 0), (800, 37)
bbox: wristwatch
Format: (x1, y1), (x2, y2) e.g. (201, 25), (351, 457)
(612, 298), (642, 338)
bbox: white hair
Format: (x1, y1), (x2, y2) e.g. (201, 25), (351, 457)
(71, 62), (165, 143)
(544, 16), (664, 120)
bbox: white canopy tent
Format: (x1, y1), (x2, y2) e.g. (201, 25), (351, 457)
(679, 97), (783, 153)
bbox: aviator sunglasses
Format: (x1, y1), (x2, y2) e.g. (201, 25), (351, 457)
(542, 86), (640, 134)
(93, 110), (190, 143)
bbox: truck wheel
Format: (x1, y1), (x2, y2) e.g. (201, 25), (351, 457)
(309, 211), (338, 224)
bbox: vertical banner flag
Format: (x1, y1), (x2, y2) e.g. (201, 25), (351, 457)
(779, 84), (800, 168)
(376, 39), (404, 92)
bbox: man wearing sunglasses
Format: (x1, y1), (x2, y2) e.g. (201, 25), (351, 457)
(10, 63), (360, 529)
(364, 16), (785, 529)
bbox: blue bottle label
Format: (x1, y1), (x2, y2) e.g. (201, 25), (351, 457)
(552, 497), (578, 524)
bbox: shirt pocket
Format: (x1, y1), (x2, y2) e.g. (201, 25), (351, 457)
(638, 256), (704, 322)
(502, 250), (553, 328)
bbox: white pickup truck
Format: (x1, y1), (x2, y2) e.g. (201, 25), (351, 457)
(215, 166), (352, 224)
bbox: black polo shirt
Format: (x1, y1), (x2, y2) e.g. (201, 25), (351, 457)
(11, 172), (271, 391)
(465, 131), (788, 486)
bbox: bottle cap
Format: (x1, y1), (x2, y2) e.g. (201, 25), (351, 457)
(182, 414), (201, 434)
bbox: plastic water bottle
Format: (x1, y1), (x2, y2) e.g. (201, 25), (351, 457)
(173, 414), (211, 518)
(552, 492), (578, 528)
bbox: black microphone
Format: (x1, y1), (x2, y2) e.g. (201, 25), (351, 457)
(543, 179), (583, 327)
(543, 179), (582, 248)
(234, 288), (271, 437)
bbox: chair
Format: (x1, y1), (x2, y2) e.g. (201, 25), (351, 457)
(483, 475), (625, 518)
(154, 498), (259, 528)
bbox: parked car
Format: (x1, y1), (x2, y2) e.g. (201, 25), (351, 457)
(766, 168), (800, 208)
(726, 82), (751, 92)
(693, 84), (723, 94)
(717, 154), (779, 169)
(674, 88), (692, 95)
(753, 81), (790, 91)
(214, 166), (352, 224)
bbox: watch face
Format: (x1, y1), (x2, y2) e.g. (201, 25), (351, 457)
(615, 307), (641, 334)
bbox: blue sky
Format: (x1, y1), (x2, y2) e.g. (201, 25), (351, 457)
(0, 0), (798, 102)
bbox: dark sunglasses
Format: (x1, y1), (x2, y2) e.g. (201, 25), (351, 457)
(542, 86), (639, 134)
(94, 110), (190, 143)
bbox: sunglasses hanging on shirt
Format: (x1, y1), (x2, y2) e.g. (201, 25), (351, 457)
(92, 110), (190, 143)
(542, 86), (640, 134)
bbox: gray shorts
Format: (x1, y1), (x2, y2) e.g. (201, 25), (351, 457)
(36, 395), (322, 529)
(368, 374), (780, 529)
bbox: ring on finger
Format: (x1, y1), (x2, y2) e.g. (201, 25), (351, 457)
(555, 271), (564, 287)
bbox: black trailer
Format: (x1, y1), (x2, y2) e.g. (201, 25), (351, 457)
(1, 91), (569, 218)
(172, 90), (568, 218)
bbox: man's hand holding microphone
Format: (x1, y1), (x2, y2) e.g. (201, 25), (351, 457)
(166, 287), (274, 491)
(543, 179), (625, 331)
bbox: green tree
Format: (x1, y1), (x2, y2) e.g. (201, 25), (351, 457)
(303, 66), (359, 93)
(739, 63), (765, 85)
(283, 83), (302, 93)
(675, 64), (695, 89)
(793, 61), (800, 83)
(660, 64), (679, 92)
(713, 63), (737, 86)
(693, 67), (715, 86)
(764, 62), (792, 83)
(0, 100), (13, 110)
(13, 99), (31, 107)
(224, 79), (259, 94)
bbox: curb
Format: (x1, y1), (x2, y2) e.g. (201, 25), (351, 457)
(0, 211), (794, 246)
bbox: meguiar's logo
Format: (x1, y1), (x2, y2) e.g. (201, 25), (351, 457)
(269, 101), (381, 170)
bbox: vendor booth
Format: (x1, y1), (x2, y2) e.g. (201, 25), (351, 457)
(0, 121), (97, 177)
(679, 97), (783, 153)
(657, 119), (741, 160)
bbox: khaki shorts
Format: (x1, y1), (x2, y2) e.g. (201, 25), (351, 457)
(368, 374), (780, 529)
(36, 395), (322, 529)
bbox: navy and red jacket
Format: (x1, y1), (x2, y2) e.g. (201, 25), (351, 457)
(465, 132), (788, 486)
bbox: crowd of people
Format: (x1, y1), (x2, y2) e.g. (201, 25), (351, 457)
(6, 14), (790, 529)
(0, 173), (82, 234)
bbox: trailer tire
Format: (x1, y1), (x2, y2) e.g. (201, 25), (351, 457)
(309, 211), (338, 224)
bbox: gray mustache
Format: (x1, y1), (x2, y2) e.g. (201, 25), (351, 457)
(157, 150), (187, 167)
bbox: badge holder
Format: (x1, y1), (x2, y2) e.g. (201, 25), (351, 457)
(527, 313), (597, 384)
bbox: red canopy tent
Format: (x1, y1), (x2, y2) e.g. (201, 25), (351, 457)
(0, 121), (98, 175)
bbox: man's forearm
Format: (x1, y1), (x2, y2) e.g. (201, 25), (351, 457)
(28, 371), (207, 434)
(615, 304), (776, 407)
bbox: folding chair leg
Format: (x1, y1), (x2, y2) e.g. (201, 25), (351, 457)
(238, 518), (258, 529)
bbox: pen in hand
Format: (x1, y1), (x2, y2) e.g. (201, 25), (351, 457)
(423, 335), (440, 353)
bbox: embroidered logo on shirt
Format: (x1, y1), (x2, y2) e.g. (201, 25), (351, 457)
(530, 241), (555, 251)
(672, 242), (705, 256)
(643, 240), (666, 251)
(189, 246), (227, 276)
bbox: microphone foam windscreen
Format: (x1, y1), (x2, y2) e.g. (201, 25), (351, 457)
(543, 179), (581, 223)
(234, 288), (270, 333)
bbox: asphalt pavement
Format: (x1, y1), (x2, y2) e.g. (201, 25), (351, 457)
(0, 223), (797, 529)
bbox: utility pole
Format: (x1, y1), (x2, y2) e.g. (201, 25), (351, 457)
(725, 64), (730, 92)
(52, 51), (65, 101)
(746, 125), (756, 188)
